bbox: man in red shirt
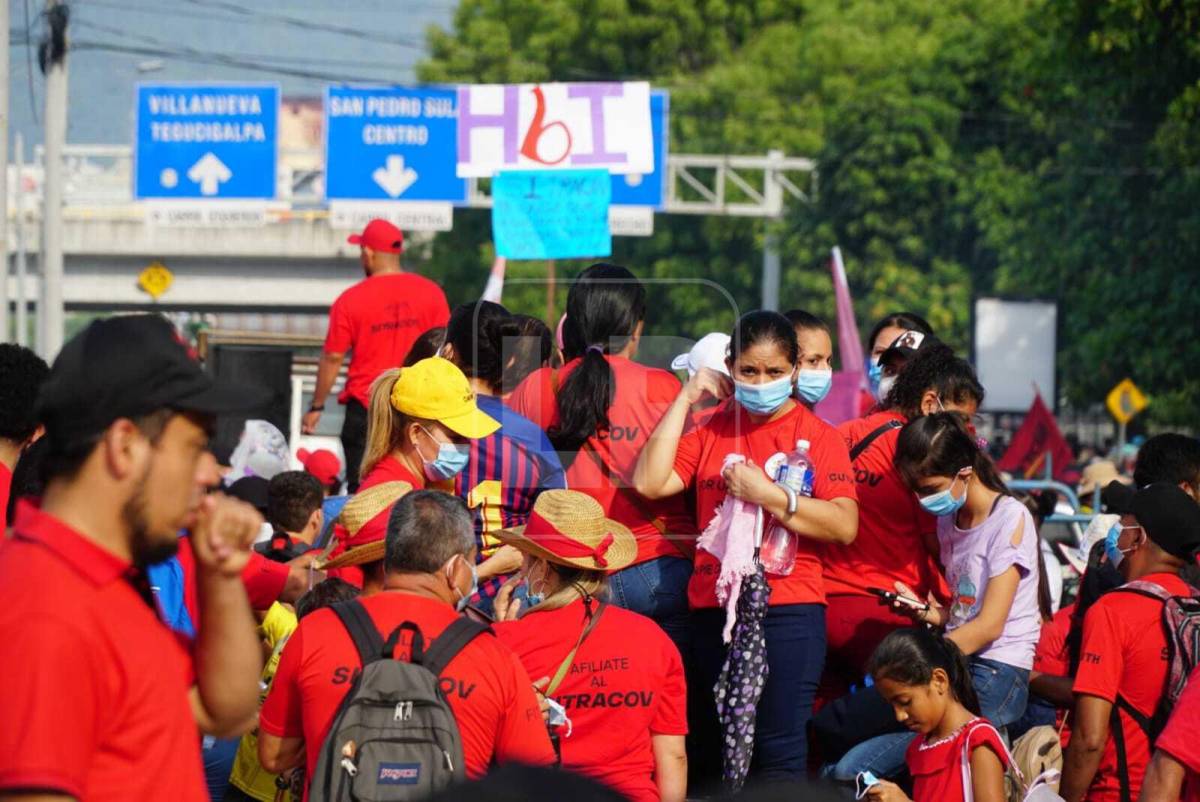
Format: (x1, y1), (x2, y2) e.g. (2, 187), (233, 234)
(0, 315), (267, 801)
(1061, 482), (1200, 802)
(259, 489), (554, 797)
(1141, 663), (1200, 802)
(303, 219), (451, 492)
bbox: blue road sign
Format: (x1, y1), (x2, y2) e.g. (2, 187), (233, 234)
(325, 86), (466, 203)
(610, 90), (668, 208)
(135, 83), (278, 200)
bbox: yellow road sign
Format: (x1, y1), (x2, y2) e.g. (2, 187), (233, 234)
(138, 261), (173, 300)
(1106, 378), (1148, 424)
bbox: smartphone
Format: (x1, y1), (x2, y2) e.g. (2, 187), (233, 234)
(867, 587), (929, 612)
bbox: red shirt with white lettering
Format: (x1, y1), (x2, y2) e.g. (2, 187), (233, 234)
(826, 411), (946, 601)
(1072, 572), (1193, 802)
(0, 502), (207, 801)
(509, 357), (696, 564)
(673, 400), (857, 607)
(494, 600), (687, 802)
(1156, 664), (1200, 802)
(260, 592), (554, 798)
(907, 719), (1010, 802)
(325, 273), (450, 407)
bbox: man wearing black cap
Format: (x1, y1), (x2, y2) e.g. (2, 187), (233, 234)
(1061, 482), (1200, 802)
(0, 315), (267, 801)
(303, 218), (450, 492)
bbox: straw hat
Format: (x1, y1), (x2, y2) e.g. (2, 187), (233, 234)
(492, 489), (637, 572)
(1078, 460), (1129, 497)
(318, 481), (412, 569)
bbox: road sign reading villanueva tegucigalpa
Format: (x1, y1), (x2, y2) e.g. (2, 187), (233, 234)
(135, 83), (279, 200)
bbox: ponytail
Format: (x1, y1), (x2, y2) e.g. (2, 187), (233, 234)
(549, 263), (646, 456)
(898, 413), (1054, 621)
(524, 560), (607, 615)
(360, 368), (412, 479)
(868, 627), (981, 716)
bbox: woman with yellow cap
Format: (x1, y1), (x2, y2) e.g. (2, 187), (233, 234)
(357, 357), (500, 490)
(490, 489), (689, 802)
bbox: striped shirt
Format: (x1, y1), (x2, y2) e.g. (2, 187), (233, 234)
(455, 395), (567, 600)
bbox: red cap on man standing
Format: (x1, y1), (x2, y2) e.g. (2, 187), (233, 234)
(346, 219), (404, 254)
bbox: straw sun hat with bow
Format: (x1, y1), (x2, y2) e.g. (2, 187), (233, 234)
(318, 481), (413, 570)
(492, 489), (637, 572)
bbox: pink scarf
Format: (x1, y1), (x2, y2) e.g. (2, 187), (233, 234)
(697, 454), (762, 642)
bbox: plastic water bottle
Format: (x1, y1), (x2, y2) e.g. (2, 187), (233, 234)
(759, 440), (814, 575)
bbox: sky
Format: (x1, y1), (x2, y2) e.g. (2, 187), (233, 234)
(9, 0), (456, 148)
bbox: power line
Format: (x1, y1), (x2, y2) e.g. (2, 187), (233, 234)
(179, 0), (428, 50)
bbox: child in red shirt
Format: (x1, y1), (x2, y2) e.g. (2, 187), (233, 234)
(864, 628), (1010, 802)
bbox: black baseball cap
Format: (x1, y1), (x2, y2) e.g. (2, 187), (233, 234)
(1103, 479), (1136, 516)
(879, 330), (941, 369)
(37, 314), (270, 443)
(1131, 482), (1200, 561)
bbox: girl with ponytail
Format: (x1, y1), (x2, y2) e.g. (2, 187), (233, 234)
(863, 628), (1011, 802)
(508, 264), (696, 652)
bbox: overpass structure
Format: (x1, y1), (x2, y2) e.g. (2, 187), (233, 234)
(3, 144), (816, 351)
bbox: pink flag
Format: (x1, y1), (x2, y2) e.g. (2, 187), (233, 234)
(481, 255), (506, 303)
(814, 246), (867, 424)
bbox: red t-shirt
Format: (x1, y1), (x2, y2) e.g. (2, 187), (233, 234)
(0, 460), (10, 534)
(0, 503), (207, 801)
(358, 454), (425, 491)
(324, 273), (450, 406)
(494, 601), (687, 802)
(176, 539), (290, 627)
(1073, 572), (1193, 802)
(907, 719), (1010, 802)
(673, 401), (857, 607)
(259, 592), (555, 797)
(1157, 664), (1200, 802)
(1033, 602), (1075, 742)
(509, 358), (696, 564)
(825, 411), (946, 601)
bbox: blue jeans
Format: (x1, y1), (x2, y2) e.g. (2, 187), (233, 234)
(202, 735), (240, 801)
(829, 655), (1030, 782)
(691, 604), (827, 788)
(608, 555), (692, 656)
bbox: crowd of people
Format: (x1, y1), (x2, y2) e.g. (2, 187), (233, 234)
(1, 217), (1199, 802)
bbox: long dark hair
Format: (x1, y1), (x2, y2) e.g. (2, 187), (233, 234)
(549, 264), (646, 454)
(1066, 539), (1125, 673)
(866, 311), (933, 354)
(896, 412), (1054, 621)
(885, 345), (985, 418)
(729, 310), (799, 366)
(868, 627), (981, 716)
(444, 301), (522, 394)
(502, 314), (554, 395)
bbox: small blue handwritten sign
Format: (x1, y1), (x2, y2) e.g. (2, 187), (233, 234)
(492, 169), (612, 260)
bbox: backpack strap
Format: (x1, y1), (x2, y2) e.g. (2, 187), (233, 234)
(331, 599), (386, 666)
(1109, 695), (1151, 802)
(547, 600), (608, 696)
(958, 719), (1017, 802)
(850, 419), (903, 462)
(423, 617), (492, 677)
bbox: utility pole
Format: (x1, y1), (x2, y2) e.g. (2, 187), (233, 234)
(40, 0), (67, 358)
(14, 132), (27, 345)
(760, 149), (784, 312)
(0, 0), (9, 341)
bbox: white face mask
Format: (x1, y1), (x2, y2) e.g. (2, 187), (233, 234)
(877, 374), (897, 402)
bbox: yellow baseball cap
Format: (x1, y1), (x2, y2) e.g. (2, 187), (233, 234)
(390, 357), (500, 439)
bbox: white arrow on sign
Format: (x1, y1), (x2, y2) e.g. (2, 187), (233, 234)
(187, 152), (232, 196)
(373, 155), (419, 199)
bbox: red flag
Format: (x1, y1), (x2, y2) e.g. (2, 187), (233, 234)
(997, 393), (1074, 480)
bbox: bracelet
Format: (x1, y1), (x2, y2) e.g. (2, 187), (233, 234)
(775, 481), (798, 515)
(308, 403), (325, 413)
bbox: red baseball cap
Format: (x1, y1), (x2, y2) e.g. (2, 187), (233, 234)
(347, 218), (404, 254)
(297, 447), (341, 486)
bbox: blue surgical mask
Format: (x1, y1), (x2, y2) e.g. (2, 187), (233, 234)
(1105, 523), (1140, 570)
(867, 358), (882, 396)
(453, 559), (479, 612)
(795, 369), (833, 404)
(734, 374), (795, 415)
(919, 471), (970, 517)
(418, 425), (471, 481)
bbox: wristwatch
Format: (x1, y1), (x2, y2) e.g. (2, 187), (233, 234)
(308, 403), (325, 413)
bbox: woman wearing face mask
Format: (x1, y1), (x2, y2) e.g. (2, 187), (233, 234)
(634, 310), (859, 786)
(489, 490), (689, 802)
(440, 301), (567, 615)
(822, 345), (985, 693)
(784, 309), (834, 408)
(357, 357), (500, 491)
(509, 264), (696, 655)
(865, 311), (933, 403)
